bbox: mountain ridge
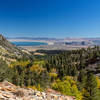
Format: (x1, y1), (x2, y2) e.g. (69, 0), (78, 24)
(0, 35), (31, 64)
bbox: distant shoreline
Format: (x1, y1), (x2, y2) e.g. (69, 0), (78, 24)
(8, 39), (54, 45)
(8, 38), (94, 51)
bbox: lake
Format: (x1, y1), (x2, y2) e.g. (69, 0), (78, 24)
(12, 41), (48, 46)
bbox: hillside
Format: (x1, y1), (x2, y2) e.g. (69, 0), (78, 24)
(1, 35), (100, 100)
(0, 35), (31, 64)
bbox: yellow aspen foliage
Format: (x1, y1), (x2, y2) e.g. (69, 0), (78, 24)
(49, 72), (58, 82)
(49, 68), (58, 81)
(81, 88), (89, 100)
(96, 76), (100, 89)
(49, 73), (57, 78)
(30, 60), (46, 74)
(30, 64), (45, 74)
(33, 60), (45, 67)
(52, 76), (82, 100)
(9, 60), (30, 68)
(50, 68), (57, 73)
(28, 84), (43, 92)
(28, 85), (37, 90)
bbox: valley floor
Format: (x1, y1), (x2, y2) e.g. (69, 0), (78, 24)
(20, 45), (89, 51)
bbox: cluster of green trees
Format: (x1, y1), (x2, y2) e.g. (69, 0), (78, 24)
(1, 46), (100, 100)
(45, 46), (100, 77)
(7, 60), (49, 89)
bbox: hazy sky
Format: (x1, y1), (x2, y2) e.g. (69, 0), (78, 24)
(1, 0), (100, 38)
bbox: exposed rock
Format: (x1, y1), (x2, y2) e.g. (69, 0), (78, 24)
(0, 81), (76, 100)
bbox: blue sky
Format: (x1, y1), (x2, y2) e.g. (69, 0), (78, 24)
(1, 0), (100, 38)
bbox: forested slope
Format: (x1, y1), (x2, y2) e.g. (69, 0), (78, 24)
(1, 35), (100, 100)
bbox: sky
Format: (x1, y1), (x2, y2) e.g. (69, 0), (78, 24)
(1, 0), (100, 38)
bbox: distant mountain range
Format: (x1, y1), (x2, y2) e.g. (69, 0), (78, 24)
(7, 37), (59, 41)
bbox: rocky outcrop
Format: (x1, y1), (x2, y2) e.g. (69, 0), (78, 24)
(0, 81), (76, 100)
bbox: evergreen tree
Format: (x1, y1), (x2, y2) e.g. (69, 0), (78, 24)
(0, 59), (9, 82)
(84, 73), (99, 100)
(78, 70), (87, 91)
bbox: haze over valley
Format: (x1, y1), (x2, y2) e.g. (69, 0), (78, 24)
(8, 37), (100, 51)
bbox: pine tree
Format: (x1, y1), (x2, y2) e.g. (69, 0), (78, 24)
(84, 73), (99, 100)
(78, 70), (87, 91)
